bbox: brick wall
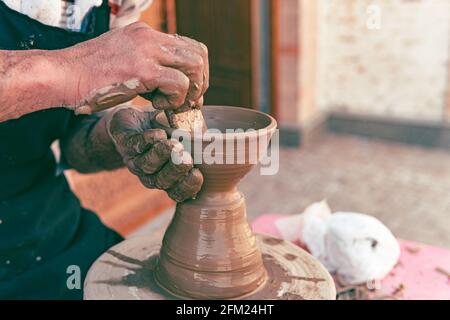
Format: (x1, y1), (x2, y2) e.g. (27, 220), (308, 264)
(275, 0), (301, 126)
(275, 0), (322, 128)
(317, 0), (450, 121)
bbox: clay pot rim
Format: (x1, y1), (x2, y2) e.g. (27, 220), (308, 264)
(151, 105), (278, 141)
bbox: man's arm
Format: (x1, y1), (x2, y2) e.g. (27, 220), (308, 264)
(0, 50), (72, 121)
(0, 22), (209, 123)
(60, 112), (123, 173)
(60, 107), (204, 202)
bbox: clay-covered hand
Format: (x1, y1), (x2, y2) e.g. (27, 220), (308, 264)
(0, 22), (208, 122)
(66, 22), (209, 114)
(108, 107), (203, 202)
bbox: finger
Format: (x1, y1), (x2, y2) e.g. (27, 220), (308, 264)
(177, 48), (204, 104)
(109, 108), (151, 136)
(141, 66), (190, 110)
(119, 130), (166, 174)
(167, 168), (203, 202)
(194, 96), (204, 108)
(133, 139), (181, 174)
(202, 64), (209, 97)
(143, 128), (167, 144)
(138, 174), (157, 189)
(174, 36), (209, 97)
(155, 151), (193, 189)
(188, 39), (209, 97)
(166, 34), (208, 71)
(116, 128), (167, 157)
(157, 44), (204, 103)
(109, 109), (163, 154)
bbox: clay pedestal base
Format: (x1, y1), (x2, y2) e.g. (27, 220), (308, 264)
(84, 233), (336, 300)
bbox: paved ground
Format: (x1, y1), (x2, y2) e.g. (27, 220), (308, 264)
(134, 133), (450, 248)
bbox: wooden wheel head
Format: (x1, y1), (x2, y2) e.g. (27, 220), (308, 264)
(84, 234), (336, 300)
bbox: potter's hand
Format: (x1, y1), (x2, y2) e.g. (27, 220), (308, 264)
(108, 107), (204, 202)
(0, 22), (208, 122)
(71, 22), (209, 114)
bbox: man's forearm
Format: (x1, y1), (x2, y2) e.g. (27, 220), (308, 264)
(60, 112), (124, 173)
(0, 49), (76, 122)
(0, 22), (210, 123)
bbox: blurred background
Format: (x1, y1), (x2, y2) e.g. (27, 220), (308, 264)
(67, 0), (450, 248)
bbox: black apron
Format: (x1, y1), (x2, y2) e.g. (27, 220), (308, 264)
(0, 1), (122, 299)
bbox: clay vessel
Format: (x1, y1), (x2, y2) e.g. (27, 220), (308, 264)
(151, 106), (277, 299)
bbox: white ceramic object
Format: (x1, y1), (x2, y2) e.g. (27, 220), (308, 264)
(276, 201), (400, 285)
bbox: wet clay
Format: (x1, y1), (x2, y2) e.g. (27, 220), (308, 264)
(84, 106), (336, 300)
(153, 106), (277, 299)
(164, 105), (207, 133)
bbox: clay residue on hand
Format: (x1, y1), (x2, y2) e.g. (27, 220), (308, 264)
(74, 78), (143, 115)
(165, 107), (207, 133)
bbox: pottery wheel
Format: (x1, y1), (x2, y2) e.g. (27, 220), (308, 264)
(84, 233), (336, 300)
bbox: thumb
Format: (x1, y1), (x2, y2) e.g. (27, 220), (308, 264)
(108, 108), (167, 157)
(140, 66), (190, 110)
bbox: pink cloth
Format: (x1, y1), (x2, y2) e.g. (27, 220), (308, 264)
(252, 214), (450, 300)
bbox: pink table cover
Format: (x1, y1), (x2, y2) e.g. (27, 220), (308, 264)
(252, 214), (450, 300)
